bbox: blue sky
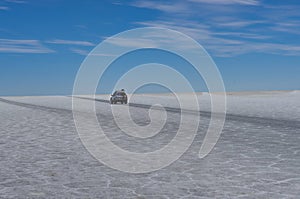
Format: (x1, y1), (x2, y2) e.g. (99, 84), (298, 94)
(0, 0), (300, 96)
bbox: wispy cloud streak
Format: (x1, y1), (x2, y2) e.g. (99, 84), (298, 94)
(0, 39), (54, 53)
(5, 0), (27, 3)
(136, 20), (300, 57)
(130, 0), (300, 57)
(0, 6), (9, 10)
(69, 48), (89, 56)
(188, 0), (260, 5)
(47, 39), (95, 46)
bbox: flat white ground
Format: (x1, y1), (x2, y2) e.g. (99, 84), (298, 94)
(0, 91), (299, 198)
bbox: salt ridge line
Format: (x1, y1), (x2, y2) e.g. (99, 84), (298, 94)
(73, 96), (300, 129)
(0, 97), (299, 129)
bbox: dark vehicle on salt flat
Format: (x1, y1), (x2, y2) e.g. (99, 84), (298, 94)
(110, 89), (128, 104)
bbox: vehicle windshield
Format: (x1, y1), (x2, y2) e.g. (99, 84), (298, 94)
(113, 91), (126, 96)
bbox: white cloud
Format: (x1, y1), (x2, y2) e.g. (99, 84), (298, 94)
(131, 1), (188, 14)
(0, 6), (9, 10)
(136, 20), (244, 43)
(1, 0), (27, 11)
(134, 20), (300, 57)
(130, 0), (300, 57)
(215, 20), (265, 28)
(89, 53), (116, 57)
(5, 0), (27, 3)
(270, 21), (300, 35)
(105, 37), (158, 48)
(213, 32), (271, 40)
(131, 0), (260, 15)
(69, 48), (89, 56)
(188, 0), (260, 5)
(0, 39), (54, 53)
(47, 39), (95, 46)
(70, 48), (117, 57)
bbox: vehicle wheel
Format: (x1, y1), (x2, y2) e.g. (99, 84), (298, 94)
(125, 100), (128, 104)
